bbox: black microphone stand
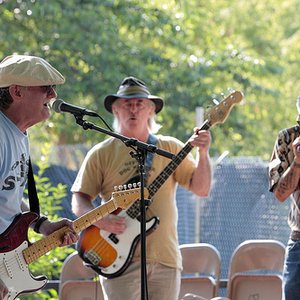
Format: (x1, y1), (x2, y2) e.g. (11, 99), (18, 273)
(125, 143), (149, 300)
(73, 115), (174, 300)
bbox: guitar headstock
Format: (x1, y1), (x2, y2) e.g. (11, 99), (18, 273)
(205, 91), (243, 127)
(112, 187), (149, 209)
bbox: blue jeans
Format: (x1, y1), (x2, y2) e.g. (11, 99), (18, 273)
(283, 239), (300, 300)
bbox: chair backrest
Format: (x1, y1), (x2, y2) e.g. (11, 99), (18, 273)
(179, 243), (221, 299)
(59, 251), (104, 300)
(227, 239), (285, 300)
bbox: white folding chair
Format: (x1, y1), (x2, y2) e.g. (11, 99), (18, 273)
(59, 251), (104, 300)
(181, 293), (209, 300)
(226, 239), (285, 300)
(179, 243), (221, 300)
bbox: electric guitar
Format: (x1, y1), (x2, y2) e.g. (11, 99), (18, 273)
(0, 188), (143, 300)
(77, 91), (244, 278)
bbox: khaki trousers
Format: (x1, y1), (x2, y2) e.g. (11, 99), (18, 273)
(100, 261), (181, 300)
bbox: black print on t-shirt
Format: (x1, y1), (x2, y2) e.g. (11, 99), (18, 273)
(2, 153), (28, 191)
(119, 160), (139, 176)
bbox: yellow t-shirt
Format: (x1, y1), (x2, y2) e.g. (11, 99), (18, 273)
(71, 135), (196, 270)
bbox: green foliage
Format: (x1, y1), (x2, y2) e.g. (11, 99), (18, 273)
(2, 1), (300, 296)
(21, 144), (75, 299)
(1, 0), (300, 159)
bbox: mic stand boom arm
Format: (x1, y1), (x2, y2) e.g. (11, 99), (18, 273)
(74, 115), (174, 300)
(75, 115), (174, 160)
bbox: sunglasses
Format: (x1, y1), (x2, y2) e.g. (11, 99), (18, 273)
(40, 85), (56, 94)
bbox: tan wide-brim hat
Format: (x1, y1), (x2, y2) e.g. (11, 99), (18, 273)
(0, 54), (65, 88)
(104, 76), (164, 114)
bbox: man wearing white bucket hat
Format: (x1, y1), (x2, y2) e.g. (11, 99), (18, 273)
(71, 76), (212, 300)
(0, 54), (78, 299)
(269, 96), (300, 300)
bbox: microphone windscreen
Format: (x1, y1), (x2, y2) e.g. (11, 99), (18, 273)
(50, 99), (64, 113)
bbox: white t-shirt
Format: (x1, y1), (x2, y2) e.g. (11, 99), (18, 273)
(0, 111), (29, 234)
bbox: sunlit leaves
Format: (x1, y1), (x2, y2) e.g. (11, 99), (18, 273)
(1, 0), (300, 159)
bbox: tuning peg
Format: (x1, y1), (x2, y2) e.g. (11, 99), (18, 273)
(118, 185), (123, 190)
(123, 184), (127, 190)
(114, 186), (118, 191)
(128, 183), (132, 189)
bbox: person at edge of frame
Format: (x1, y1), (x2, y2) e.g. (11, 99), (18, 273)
(0, 54), (78, 300)
(269, 95), (300, 300)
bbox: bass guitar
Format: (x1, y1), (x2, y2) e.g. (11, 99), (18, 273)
(77, 91), (244, 278)
(0, 187), (143, 300)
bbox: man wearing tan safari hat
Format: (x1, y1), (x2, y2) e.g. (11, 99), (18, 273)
(0, 54), (78, 300)
(71, 76), (212, 300)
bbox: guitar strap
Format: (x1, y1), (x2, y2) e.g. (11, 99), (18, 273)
(144, 134), (158, 183)
(27, 158), (41, 216)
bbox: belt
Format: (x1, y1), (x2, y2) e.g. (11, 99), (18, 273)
(291, 230), (300, 240)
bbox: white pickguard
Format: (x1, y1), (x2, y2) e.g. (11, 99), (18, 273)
(1, 241), (47, 300)
(98, 211), (157, 276)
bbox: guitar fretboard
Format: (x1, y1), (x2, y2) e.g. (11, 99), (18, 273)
(126, 120), (211, 219)
(23, 198), (119, 264)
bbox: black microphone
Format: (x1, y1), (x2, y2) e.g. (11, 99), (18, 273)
(50, 99), (99, 117)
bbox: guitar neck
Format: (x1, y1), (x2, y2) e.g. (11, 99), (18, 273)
(23, 199), (118, 264)
(125, 120), (211, 218)
(148, 143), (193, 198)
(148, 119), (211, 198)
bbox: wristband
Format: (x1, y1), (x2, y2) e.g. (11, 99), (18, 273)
(33, 216), (48, 233)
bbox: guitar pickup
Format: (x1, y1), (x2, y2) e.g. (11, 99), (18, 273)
(84, 251), (101, 265)
(108, 233), (119, 244)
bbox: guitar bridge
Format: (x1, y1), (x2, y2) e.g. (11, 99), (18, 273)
(84, 251), (101, 265)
